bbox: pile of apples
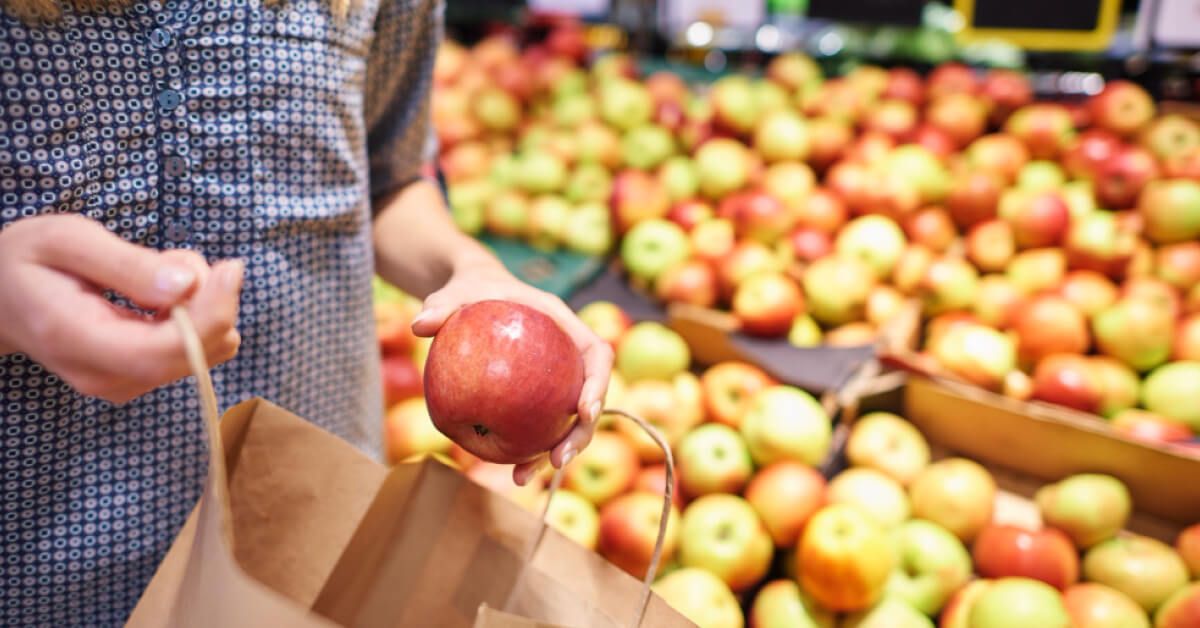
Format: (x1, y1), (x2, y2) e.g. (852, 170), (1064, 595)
(432, 28), (1200, 443)
(375, 294), (1200, 628)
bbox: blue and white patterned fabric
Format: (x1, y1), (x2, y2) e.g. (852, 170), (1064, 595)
(0, 0), (440, 624)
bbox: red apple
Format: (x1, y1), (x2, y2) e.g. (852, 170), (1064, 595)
(966, 220), (1015, 272)
(1111, 409), (1194, 444)
(1005, 104), (1077, 160)
(744, 461), (827, 549)
(927, 93), (989, 148)
(883, 67), (925, 105)
(982, 69), (1033, 125)
(893, 244), (936, 295)
(787, 227), (834, 263)
(599, 492), (681, 579)
(927, 62), (979, 100)
(1064, 583), (1151, 628)
(1031, 353), (1105, 413)
(825, 160), (871, 213)
(798, 504), (897, 612)
(1014, 296), (1090, 365)
(690, 218), (736, 266)
(766, 51), (822, 92)
(999, 189), (1071, 249)
(577, 301), (632, 352)
(700, 361), (776, 428)
(665, 199), (715, 232)
(1058, 271), (1119, 318)
(947, 170), (1004, 229)
(1064, 212), (1139, 280)
(610, 169), (671, 233)
(717, 240), (778, 299)
(1096, 146), (1161, 210)
(910, 458), (996, 543)
(912, 124), (958, 160)
(845, 130), (896, 165)
(375, 300), (418, 356)
(384, 398), (453, 464)
(973, 524), (1080, 590)
(1156, 582), (1200, 628)
(967, 134), (1031, 184)
(656, 259), (718, 308)
(1164, 149), (1200, 179)
(1176, 524), (1200, 579)
(1141, 114), (1200, 162)
(424, 301), (582, 464)
(1089, 80), (1156, 137)
(382, 354), (423, 406)
(864, 99), (919, 140)
(709, 75), (758, 136)
(806, 116), (854, 171)
(797, 187), (848, 233)
(1174, 314), (1200, 361)
(975, 275), (1025, 329)
(720, 189), (797, 243)
(941, 579), (993, 628)
(645, 71), (689, 107)
(904, 206), (957, 253)
(1123, 277), (1182, 319)
(1156, 242), (1200, 292)
(1063, 129), (1123, 181)
(633, 464), (683, 509)
(732, 272), (804, 337)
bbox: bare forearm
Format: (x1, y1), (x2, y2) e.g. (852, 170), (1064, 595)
(372, 179), (505, 298)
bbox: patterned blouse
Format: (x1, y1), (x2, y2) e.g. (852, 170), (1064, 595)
(0, 0), (439, 624)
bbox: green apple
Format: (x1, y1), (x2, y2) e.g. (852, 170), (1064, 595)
(909, 457), (996, 543)
(551, 68), (589, 99)
(1141, 361), (1200, 430)
(803, 255), (878, 326)
(749, 580), (835, 628)
(564, 163), (613, 204)
(884, 144), (951, 204)
(827, 468), (910, 528)
(562, 203), (614, 256)
(543, 489), (600, 550)
(846, 411), (931, 486)
(525, 195), (571, 252)
(968, 578), (1071, 628)
(1062, 180), (1098, 218)
(1139, 179), (1200, 245)
(489, 152), (520, 188)
(621, 124), (677, 171)
(620, 219), (690, 282)
(788, 313), (823, 347)
(515, 149), (568, 194)
(835, 215), (908, 279)
(552, 92), (596, 127)
(562, 431), (639, 506)
(886, 519), (972, 615)
(679, 494), (774, 592)
(753, 109), (810, 163)
(598, 77), (654, 132)
(1083, 535), (1190, 612)
(447, 179), (490, 235)
(1006, 248), (1067, 295)
(1092, 298), (1174, 372)
(753, 78), (791, 113)
(740, 385), (832, 467)
(615, 321), (690, 382)
(658, 155), (699, 202)
(471, 86), (521, 132)
(842, 597), (934, 628)
(484, 189), (530, 237)
(1091, 357), (1141, 418)
(695, 138), (751, 200)
(677, 423), (754, 497)
(652, 568), (744, 628)
(1017, 160), (1067, 191)
(1035, 473), (1131, 549)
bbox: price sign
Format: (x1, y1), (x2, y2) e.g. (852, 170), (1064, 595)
(527, 0), (611, 18)
(954, 0), (1121, 51)
(806, 0), (926, 26)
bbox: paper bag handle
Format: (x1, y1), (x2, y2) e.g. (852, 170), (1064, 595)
(511, 409), (675, 628)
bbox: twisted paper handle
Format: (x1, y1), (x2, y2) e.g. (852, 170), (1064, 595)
(512, 409), (675, 628)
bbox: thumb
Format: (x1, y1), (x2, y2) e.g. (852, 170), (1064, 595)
(36, 216), (203, 309)
(410, 296), (458, 338)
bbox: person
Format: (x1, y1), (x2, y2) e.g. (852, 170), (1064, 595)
(0, 0), (613, 625)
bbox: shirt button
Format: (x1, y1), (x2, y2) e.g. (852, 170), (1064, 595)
(164, 155), (188, 177)
(149, 28), (173, 49)
(158, 89), (183, 111)
(164, 222), (190, 243)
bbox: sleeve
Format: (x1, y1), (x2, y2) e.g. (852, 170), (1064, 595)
(363, 0), (443, 208)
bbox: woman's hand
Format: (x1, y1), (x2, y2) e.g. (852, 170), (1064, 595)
(411, 254), (613, 486)
(0, 214), (244, 403)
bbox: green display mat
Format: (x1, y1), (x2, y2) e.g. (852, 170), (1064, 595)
(481, 233), (609, 299)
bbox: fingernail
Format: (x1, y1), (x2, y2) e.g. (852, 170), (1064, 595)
(412, 309), (431, 327)
(156, 266), (196, 297)
(560, 443), (577, 468)
(589, 401), (602, 423)
(221, 260), (245, 290)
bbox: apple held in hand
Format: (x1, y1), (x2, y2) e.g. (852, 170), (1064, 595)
(968, 578), (1072, 628)
(846, 412), (931, 486)
(1083, 535), (1190, 613)
(749, 580), (835, 628)
(677, 423), (754, 497)
(745, 461), (826, 549)
(740, 385), (832, 467)
(886, 519), (972, 616)
(616, 321), (690, 383)
(1036, 474), (1131, 549)
(798, 504), (897, 612)
(424, 301), (582, 465)
(679, 494), (773, 592)
(598, 491), (681, 579)
(652, 568), (744, 628)
(909, 457), (996, 542)
(1064, 583), (1150, 628)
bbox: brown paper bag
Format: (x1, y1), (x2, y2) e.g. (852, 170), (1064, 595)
(126, 308), (693, 628)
